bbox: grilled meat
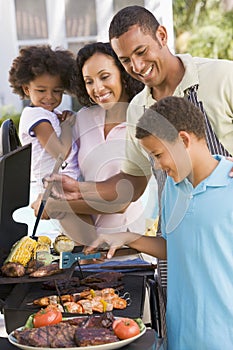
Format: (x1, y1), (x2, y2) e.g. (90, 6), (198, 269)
(83, 311), (115, 329)
(14, 313), (117, 348)
(25, 259), (44, 274)
(13, 323), (77, 347)
(80, 271), (124, 290)
(29, 263), (61, 277)
(74, 327), (119, 346)
(1, 262), (25, 277)
(42, 277), (81, 294)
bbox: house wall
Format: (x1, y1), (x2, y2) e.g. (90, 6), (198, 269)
(0, 0), (174, 114)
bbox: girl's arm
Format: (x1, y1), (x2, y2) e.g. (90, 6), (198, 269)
(33, 111), (75, 160)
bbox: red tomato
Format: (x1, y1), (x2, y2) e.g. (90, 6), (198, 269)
(112, 318), (140, 340)
(33, 305), (62, 328)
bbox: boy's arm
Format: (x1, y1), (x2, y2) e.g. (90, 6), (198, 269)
(85, 232), (167, 260)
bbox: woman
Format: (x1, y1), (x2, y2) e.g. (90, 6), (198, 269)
(32, 42), (146, 244)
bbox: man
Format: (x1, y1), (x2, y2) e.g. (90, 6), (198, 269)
(44, 5), (232, 203)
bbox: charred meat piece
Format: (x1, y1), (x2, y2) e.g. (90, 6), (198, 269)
(42, 277), (81, 294)
(29, 263), (61, 277)
(80, 271), (124, 290)
(81, 271), (123, 284)
(74, 327), (119, 346)
(13, 323), (77, 348)
(25, 259), (44, 274)
(83, 311), (115, 329)
(1, 262), (25, 277)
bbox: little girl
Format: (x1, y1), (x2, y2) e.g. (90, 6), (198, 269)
(9, 45), (80, 193)
(8, 45), (95, 240)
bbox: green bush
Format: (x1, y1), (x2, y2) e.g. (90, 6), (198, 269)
(0, 114), (20, 130)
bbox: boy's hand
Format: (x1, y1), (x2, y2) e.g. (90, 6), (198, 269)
(84, 232), (141, 259)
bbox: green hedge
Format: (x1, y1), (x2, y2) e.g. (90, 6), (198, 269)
(0, 114), (20, 131)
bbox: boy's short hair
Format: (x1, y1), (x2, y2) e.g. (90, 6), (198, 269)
(109, 5), (160, 41)
(136, 96), (206, 142)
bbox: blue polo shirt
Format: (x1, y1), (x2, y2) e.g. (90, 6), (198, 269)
(161, 156), (233, 350)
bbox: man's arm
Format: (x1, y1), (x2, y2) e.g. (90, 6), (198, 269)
(44, 171), (149, 203)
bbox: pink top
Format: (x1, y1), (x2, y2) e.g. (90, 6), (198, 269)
(75, 105), (145, 234)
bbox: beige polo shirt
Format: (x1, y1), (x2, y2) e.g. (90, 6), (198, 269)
(122, 54), (233, 176)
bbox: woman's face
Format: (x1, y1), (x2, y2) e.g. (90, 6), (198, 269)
(82, 52), (128, 110)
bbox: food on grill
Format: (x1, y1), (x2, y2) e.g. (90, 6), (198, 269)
(4, 236), (37, 266)
(112, 317), (140, 339)
(53, 234), (75, 253)
(35, 242), (51, 256)
(25, 259), (44, 274)
(32, 287), (128, 314)
(74, 327), (119, 346)
(80, 271), (124, 290)
(14, 323), (77, 348)
(33, 305), (62, 328)
(37, 236), (52, 246)
(29, 262), (61, 277)
(42, 277), (81, 293)
(0, 262), (25, 277)
(13, 312), (121, 348)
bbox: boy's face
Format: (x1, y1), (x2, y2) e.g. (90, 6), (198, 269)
(140, 134), (192, 183)
(110, 24), (168, 89)
(22, 74), (64, 112)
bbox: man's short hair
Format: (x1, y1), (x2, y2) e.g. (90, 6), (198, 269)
(109, 5), (160, 41)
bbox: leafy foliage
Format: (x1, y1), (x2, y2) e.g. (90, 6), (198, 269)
(173, 0), (233, 59)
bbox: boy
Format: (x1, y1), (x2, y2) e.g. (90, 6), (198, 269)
(86, 96), (233, 349)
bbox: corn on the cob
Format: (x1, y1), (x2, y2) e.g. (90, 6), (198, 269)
(37, 236), (52, 246)
(4, 236), (38, 266)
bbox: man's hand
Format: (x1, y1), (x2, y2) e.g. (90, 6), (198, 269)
(31, 194), (50, 219)
(43, 174), (82, 201)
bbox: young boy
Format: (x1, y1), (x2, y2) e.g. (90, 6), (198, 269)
(86, 96), (233, 349)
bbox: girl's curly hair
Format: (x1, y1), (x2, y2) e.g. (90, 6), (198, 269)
(75, 42), (144, 106)
(9, 45), (78, 99)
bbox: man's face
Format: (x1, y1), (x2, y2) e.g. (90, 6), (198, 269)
(111, 24), (167, 88)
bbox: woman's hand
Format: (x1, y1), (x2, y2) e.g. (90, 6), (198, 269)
(43, 174), (82, 201)
(31, 194), (50, 219)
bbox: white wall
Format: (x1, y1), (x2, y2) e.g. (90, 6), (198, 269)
(0, 0), (174, 114)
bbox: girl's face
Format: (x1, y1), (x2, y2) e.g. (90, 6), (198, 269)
(22, 73), (64, 112)
(82, 52), (128, 110)
(141, 134), (192, 183)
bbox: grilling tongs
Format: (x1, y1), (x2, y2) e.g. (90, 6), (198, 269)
(31, 154), (65, 239)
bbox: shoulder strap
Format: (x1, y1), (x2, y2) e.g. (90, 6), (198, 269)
(187, 85), (231, 157)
